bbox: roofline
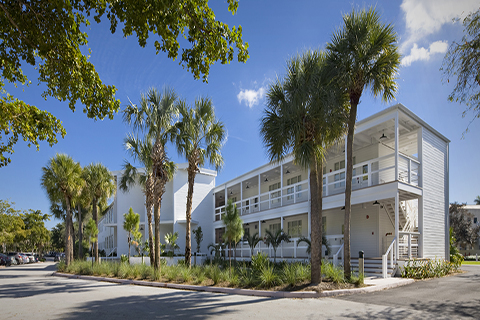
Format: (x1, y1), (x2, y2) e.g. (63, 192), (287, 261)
(357, 103), (450, 143)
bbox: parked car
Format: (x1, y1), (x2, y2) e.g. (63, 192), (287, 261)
(25, 253), (36, 263)
(20, 253), (30, 264)
(8, 252), (23, 264)
(0, 253), (13, 266)
(54, 253), (64, 262)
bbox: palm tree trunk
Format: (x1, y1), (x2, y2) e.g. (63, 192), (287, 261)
(70, 217), (75, 262)
(317, 157), (323, 284)
(64, 196), (72, 266)
(154, 201), (160, 271)
(145, 174), (155, 266)
(310, 157), (321, 284)
(93, 198), (99, 263)
(344, 100), (358, 280)
(185, 163), (197, 268)
(78, 204), (83, 259)
(128, 232), (131, 260)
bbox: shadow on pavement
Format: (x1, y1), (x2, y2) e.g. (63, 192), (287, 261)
(62, 290), (270, 319)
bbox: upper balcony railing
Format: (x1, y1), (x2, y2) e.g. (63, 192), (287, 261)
(214, 153), (420, 221)
(323, 153), (420, 197)
(214, 180), (308, 221)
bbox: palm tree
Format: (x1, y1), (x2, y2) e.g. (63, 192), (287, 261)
(245, 230), (261, 258)
(41, 154), (83, 266)
(474, 196), (480, 205)
(123, 87), (178, 272)
(172, 97), (225, 267)
(264, 229), (290, 263)
(222, 199), (244, 273)
(120, 135), (156, 266)
(82, 163), (116, 262)
(123, 207), (140, 261)
(260, 50), (348, 284)
(84, 218), (98, 268)
(297, 235), (331, 257)
(326, 7), (401, 279)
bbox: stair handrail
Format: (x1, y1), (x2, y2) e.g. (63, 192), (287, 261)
(333, 243), (344, 266)
(382, 237), (396, 278)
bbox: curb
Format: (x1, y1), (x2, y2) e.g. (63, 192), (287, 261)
(53, 272), (414, 299)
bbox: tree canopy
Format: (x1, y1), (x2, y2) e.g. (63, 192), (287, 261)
(442, 8), (480, 133)
(0, 0), (248, 167)
(449, 202), (480, 249)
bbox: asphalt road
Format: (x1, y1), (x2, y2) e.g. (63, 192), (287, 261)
(0, 262), (478, 319)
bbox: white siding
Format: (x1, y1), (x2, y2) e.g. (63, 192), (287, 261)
(350, 205), (379, 257)
(422, 129), (448, 259)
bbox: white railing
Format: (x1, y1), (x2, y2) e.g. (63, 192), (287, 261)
(382, 237), (396, 278)
(398, 231), (420, 259)
(333, 243), (344, 266)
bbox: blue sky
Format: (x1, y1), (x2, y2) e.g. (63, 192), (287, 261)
(1, 0), (479, 230)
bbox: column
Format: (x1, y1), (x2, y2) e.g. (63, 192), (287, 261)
(240, 181), (243, 215)
(395, 112), (399, 181)
(395, 191), (399, 259)
(280, 164), (284, 206)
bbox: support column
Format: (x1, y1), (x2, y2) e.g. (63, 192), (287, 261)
(280, 164), (284, 206)
(417, 127), (424, 258)
(240, 181), (243, 215)
(280, 217), (284, 258)
(395, 112), (399, 181)
(395, 191), (399, 260)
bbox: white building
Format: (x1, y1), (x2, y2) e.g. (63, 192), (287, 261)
(457, 205), (480, 256)
(98, 163), (216, 258)
(213, 104), (450, 277)
(99, 103), (450, 277)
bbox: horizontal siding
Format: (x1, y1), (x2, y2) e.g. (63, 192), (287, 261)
(422, 129), (447, 259)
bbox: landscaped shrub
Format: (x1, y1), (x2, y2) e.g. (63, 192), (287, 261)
(282, 263), (299, 286)
(251, 252), (269, 271)
(259, 265), (281, 288)
(322, 260), (344, 283)
(401, 259), (454, 279)
(238, 267), (257, 287)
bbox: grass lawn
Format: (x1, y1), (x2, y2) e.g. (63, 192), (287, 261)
(462, 261), (480, 265)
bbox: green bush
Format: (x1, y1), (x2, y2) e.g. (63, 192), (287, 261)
(322, 260), (344, 283)
(251, 252), (269, 271)
(120, 254), (128, 264)
(401, 259), (454, 279)
(259, 265), (281, 288)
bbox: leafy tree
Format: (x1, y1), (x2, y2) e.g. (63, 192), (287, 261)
(193, 226), (204, 254)
(123, 87), (177, 272)
(450, 227), (464, 269)
(21, 209), (50, 253)
(261, 50), (348, 284)
(326, 7), (400, 279)
(474, 196), (480, 205)
(222, 199), (244, 273)
(264, 229), (290, 263)
(164, 232), (180, 256)
(442, 8), (480, 133)
(123, 207), (141, 261)
(41, 154), (83, 265)
(0, 0), (248, 167)
(245, 230), (261, 258)
(120, 136), (155, 265)
(172, 97), (225, 267)
(449, 202), (480, 250)
(0, 200), (25, 252)
(82, 163), (116, 263)
(50, 222), (65, 253)
(84, 218), (99, 267)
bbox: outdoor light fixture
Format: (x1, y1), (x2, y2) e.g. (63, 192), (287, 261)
(286, 170), (290, 174)
(230, 191), (233, 195)
(246, 185), (249, 189)
(261, 220), (266, 223)
(341, 206), (345, 210)
(265, 178), (268, 182)
(373, 200), (380, 206)
(380, 130), (387, 140)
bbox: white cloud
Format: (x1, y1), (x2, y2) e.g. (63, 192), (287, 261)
(237, 87), (266, 108)
(401, 41), (448, 66)
(400, 0), (478, 67)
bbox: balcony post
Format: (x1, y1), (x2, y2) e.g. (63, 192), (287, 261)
(395, 111), (399, 181)
(240, 181), (243, 215)
(395, 191), (399, 259)
(281, 164), (284, 206)
(408, 233), (412, 258)
(368, 162), (371, 187)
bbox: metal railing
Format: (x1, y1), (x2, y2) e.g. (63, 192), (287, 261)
(382, 237), (396, 278)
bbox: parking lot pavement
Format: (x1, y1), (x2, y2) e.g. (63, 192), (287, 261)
(336, 264), (480, 319)
(1, 262), (479, 319)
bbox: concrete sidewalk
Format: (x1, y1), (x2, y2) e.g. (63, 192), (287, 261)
(53, 272), (414, 299)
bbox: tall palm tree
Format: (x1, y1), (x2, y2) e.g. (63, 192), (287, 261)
(41, 154), (83, 266)
(222, 199), (244, 274)
(82, 163), (116, 262)
(120, 135), (156, 265)
(474, 196), (480, 205)
(326, 7), (401, 279)
(123, 87), (178, 271)
(172, 97), (225, 267)
(123, 207), (140, 261)
(260, 50), (348, 284)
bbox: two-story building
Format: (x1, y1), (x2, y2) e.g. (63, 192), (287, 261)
(212, 103), (449, 277)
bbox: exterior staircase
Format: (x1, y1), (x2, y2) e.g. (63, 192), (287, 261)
(350, 257), (396, 278)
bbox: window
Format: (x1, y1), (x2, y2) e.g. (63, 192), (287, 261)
(269, 223), (281, 234)
(474, 217), (478, 224)
(287, 220), (302, 237)
(334, 172), (345, 188)
(215, 228), (225, 243)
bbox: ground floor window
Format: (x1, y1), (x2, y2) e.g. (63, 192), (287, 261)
(269, 222), (281, 234)
(215, 227), (225, 243)
(287, 220), (302, 237)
